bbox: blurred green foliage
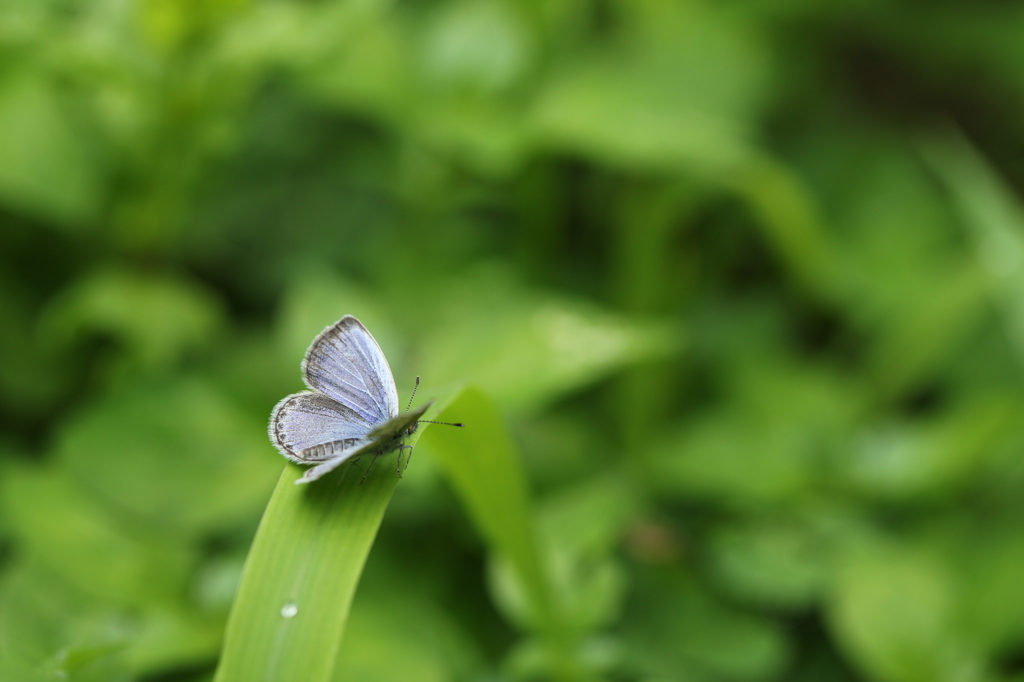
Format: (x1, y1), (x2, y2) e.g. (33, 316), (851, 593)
(3, 0), (1024, 681)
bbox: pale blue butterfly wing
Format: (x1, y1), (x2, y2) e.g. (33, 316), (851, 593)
(301, 316), (399, 424)
(295, 404), (429, 484)
(269, 315), (405, 483)
(296, 440), (378, 483)
(268, 391), (372, 463)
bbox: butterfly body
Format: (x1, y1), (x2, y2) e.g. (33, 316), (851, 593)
(269, 315), (426, 485)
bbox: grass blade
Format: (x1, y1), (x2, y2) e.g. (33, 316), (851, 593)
(213, 459), (399, 682)
(420, 386), (588, 681)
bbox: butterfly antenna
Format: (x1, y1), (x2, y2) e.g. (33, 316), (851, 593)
(406, 377), (463, 427)
(405, 376), (420, 413)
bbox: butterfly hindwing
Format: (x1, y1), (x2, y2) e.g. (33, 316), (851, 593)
(301, 316), (400, 425)
(269, 391), (373, 463)
(296, 441), (378, 484)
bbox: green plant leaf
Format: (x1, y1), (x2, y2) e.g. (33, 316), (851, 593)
(828, 537), (979, 682)
(55, 379), (278, 536)
(418, 387), (550, 619)
(213, 460), (401, 682)
(0, 71), (103, 226)
(419, 386), (590, 681)
(39, 267), (226, 370)
(0, 464), (190, 607)
(421, 274), (680, 412)
(921, 131), (1024, 364)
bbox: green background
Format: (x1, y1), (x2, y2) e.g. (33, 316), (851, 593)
(3, 0), (1024, 681)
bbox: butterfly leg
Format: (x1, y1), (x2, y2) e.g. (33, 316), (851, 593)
(397, 445), (413, 476)
(359, 454), (381, 485)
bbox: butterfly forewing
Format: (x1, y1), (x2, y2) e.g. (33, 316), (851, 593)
(301, 316), (400, 424)
(269, 391), (372, 463)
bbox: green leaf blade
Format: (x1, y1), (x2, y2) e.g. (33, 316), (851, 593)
(214, 460), (400, 682)
(420, 387), (549, 623)
(420, 387), (592, 681)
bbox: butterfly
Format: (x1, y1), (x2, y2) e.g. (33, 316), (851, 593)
(269, 315), (461, 485)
